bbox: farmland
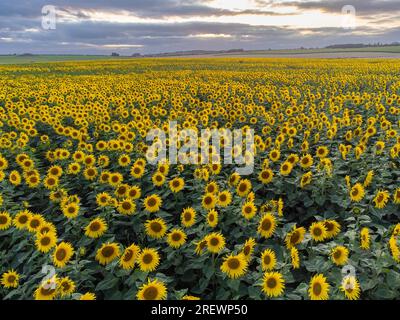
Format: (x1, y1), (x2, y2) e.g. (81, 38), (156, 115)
(0, 58), (399, 300)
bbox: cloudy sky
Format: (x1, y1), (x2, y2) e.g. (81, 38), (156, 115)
(0, 0), (399, 54)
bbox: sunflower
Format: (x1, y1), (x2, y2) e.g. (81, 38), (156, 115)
(242, 201), (257, 220)
(53, 242), (74, 268)
(13, 210), (32, 230)
(258, 168), (274, 184)
(138, 248), (160, 272)
(67, 162), (81, 175)
(181, 207), (196, 228)
(393, 188), (400, 204)
(373, 190), (390, 209)
(25, 172), (41, 188)
(236, 179), (252, 197)
(269, 149), (281, 162)
(308, 274), (330, 300)
(35, 232), (57, 253)
(350, 183), (365, 202)
(201, 193), (217, 210)
(257, 213), (276, 239)
(360, 227), (370, 249)
(79, 292), (96, 300)
(241, 238), (256, 261)
(309, 222), (328, 242)
(324, 220), (341, 239)
(331, 246), (349, 266)
(84, 217), (107, 239)
(1, 270), (19, 288)
(117, 199), (136, 215)
(261, 249), (276, 271)
(316, 146), (329, 158)
(205, 232), (226, 254)
(341, 276), (361, 300)
(207, 209), (219, 228)
(43, 175), (58, 190)
(118, 154), (131, 167)
(152, 171), (166, 187)
(96, 242), (121, 265)
(114, 184), (129, 198)
(217, 190), (232, 207)
(169, 177), (185, 193)
(108, 172), (124, 187)
(228, 172), (240, 186)
(130, 164), (145, 179)
(194, 239), (207, 255)
(96, 192), (111, 207)
(291, 247), (300, 269)
(145, 218), (167, 239)
(300, 171), (312, 188)
(285, 226), (306, 249)
(62, 202), (80, 219)
(220, 253), (248, 279)
(57, 277), (76, 297)
(363, 170), (374, 187)
(9, 170), (22, 186)
(204, 181), (219, 194)
(280, 161), (293, 176)
(143, 194), (162, 213)
(34, 277), (58, 300)
(137, 279), (167, 300)
(166, 228), (187, 248)
(0, 211), (12, 230)
(119, 243), (140, 270)
(262, 272), (285, 298)
(27, 214), (45, 233)
(48, 165), (63, 177)
(299, 154), (313, 169)
(127, 186), (142, 199)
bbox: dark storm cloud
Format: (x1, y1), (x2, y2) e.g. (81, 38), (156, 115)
(0, 0), (399, 54)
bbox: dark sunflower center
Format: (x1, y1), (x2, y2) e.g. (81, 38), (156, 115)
(30, 219), (40, 228)
(18, 215), (28, 224)
(313, 283), (322, 295)
(210, 238), (219, 246)
(184, 212), (192, 221)
(56, 248), (67, 261)
(122, 202), (132, 210)
(227, 258), (240, 270)
(101, 246), (115, 258)
(172, 233), (182, 241)
(313, 227), (322, 236)
(262, 219), (272, 231)
(41, 237), (51, 246)
(143, 286), (158, 300)
(333, 251), (341, 259)
(264, 255), (271, 265)
(41, 287), (56, 296)
(0, 216), (7, 224)
(123, 249), (133, 262)
(142, 253), (153, 264)
(90, 222), (101, 231)
(290, 231), (300, 244)
(150, 222), (162, 232)
(147, 198), (156, 207)
(267, 278), (277, 289)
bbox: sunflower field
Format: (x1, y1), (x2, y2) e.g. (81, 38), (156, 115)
(0, 58), (399, 301)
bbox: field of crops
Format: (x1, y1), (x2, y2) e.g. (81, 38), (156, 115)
(0, 58), (399, 300)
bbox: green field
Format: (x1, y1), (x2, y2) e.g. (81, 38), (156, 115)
(1, 46), (400, 65)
